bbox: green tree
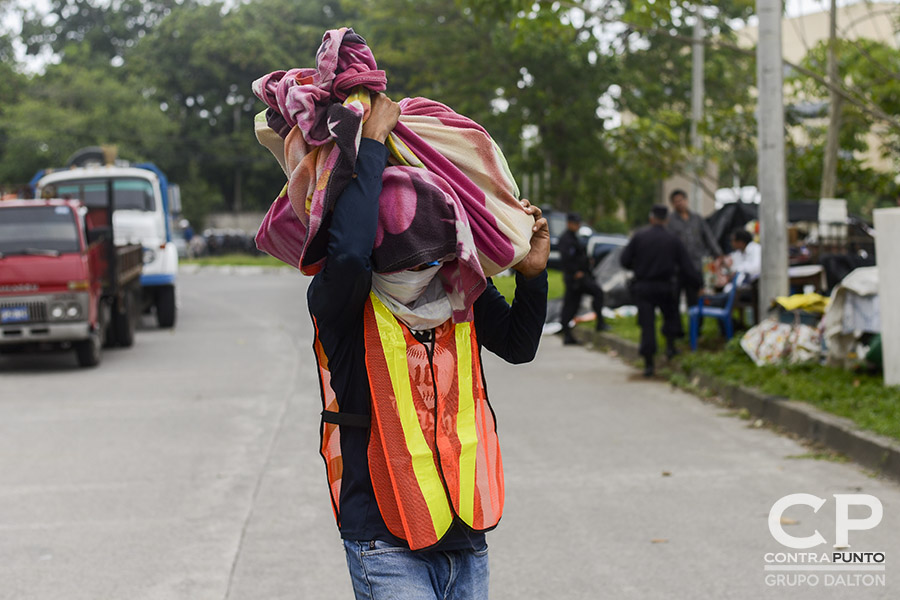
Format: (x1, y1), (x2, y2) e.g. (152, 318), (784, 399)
(0, 42), (176, 185)
(357, 0), (619, 221)
(20, 0), (192, 63)
(0, 3), (31, 189)
(787, 38), (900, 217)
(461, 0), (760, 225)
(128, 0), (353, 212)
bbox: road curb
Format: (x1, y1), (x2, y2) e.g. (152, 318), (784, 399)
(578, 329), (900, 482)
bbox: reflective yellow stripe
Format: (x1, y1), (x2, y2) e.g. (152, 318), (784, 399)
(370, 295), (453, 538)
(455, 322), (478, 526)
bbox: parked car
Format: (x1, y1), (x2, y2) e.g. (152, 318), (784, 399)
(202, 228), (260, 256)
(543, 208), (627, 271)
(586, 233), (629, 266)
(544, 208), (592, 270)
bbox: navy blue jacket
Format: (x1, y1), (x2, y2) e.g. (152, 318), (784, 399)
(308, 138), (547, 550)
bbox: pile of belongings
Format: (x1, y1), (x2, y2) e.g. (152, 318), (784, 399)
(251, 27), (535, 323)
(740, 292), (828, 366)
(740, 317), (822, 367)
(822, 266), (880, 368)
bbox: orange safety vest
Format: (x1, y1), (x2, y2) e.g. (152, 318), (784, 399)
(313, 293), (504, 550)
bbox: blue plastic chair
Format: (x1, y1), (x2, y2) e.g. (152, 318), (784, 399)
(689, 275), (739, 350)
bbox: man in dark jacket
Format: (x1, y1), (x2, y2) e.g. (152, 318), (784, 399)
(558, 212), (607, 345)
(307, 93), (549, 600)
(621, 205), (701, 376)
(666, 189), (722, 306)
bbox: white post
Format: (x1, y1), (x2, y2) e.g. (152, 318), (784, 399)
(756, 0), (789, 314)
(874, 208), (900, 385)
(690, 16), (705, 214)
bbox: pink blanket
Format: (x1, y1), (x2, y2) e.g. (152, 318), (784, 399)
(252, 28), (533, 321)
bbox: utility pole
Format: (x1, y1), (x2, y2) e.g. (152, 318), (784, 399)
(820, 0), (841, 199)
(690, 16), (705, 214)
(756, 0), (789, 314)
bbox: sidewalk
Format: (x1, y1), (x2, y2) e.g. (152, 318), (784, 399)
(575, 327), (900, 483)
(487, 335), (900, 599)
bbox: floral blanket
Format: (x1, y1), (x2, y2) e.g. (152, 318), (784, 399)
(251, 27), (534, 322)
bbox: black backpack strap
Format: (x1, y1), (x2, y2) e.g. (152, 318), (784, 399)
(322, 409), (370, 428)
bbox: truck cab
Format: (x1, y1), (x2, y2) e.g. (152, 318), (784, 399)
(0, 199), (142, 367)
(33, 151), (179, 328)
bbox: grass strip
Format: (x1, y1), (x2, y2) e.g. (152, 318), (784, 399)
(181, 253), (290, 267)
(595, 312), (900, 441)
(492, 269), (565, 301)
(676, 338), (900, 441)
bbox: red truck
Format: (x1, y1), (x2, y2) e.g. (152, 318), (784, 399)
(0, 198), (142, 367)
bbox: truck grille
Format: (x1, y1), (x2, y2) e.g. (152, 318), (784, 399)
(0, 301), (48, 324)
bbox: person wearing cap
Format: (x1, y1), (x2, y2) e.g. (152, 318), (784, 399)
(558, 211), (608, 344)
(621, 205), (701, 376)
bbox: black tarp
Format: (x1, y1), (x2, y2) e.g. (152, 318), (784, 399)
(705, 202), (758, 254)
(704, 200), (850, 253)
(593, 246), (633, 308)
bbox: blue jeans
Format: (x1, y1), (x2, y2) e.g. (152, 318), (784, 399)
(343, 539), (490, 600)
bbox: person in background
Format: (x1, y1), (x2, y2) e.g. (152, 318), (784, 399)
(722, 228), (761, 287)
(621, 205), (701, 377)
(703, 228), (761, 332)
(558, 212), (608, 345)
(666, 189), (722, 306)
(180, 219), (195, 243)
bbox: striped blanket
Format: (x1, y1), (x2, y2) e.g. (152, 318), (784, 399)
(252, 27), (533, 322)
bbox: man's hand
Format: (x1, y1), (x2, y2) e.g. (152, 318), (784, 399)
(512, 198), (549, 279)
(362, 92), (400, 144)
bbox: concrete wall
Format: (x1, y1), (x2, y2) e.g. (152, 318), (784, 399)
(204, 211), (268, 234)
(874, 207), (900, 386)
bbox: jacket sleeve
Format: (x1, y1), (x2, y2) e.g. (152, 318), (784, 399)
(307, 138), (389, 332)
(473, 270), (548, 364)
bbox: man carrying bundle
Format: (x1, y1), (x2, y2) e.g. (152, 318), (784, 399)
(252, 28), (549, 597)
(308, 93), (548, 599)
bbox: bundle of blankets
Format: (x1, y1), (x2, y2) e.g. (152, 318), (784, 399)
(252, 27), (534, 322)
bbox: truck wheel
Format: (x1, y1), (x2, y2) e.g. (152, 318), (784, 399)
(102, 300), (116, 348)
(115, 293), (136, 347)
(75, 331), (102, 367)
(156, 285), (176, 328)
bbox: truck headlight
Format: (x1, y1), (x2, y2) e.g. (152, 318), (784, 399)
(143, 248), (157, 264)
(66, 303), (82, 319)
(50, 304), (65, 320)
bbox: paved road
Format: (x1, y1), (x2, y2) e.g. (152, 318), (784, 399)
(1, 269), (898, 599)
